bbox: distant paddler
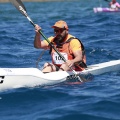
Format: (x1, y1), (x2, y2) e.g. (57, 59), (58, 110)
(109, 0), (120, 10)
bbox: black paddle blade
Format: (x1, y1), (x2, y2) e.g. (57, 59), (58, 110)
(79, 72), (94, 82)
(66, 72), (94, 82)
(9, 0), (27, 17)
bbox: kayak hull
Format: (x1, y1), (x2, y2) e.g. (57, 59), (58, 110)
(93, 7), (120, 13)
(0, 60), (120, 91)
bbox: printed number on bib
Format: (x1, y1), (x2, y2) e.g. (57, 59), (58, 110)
(53, 52), (68, 64)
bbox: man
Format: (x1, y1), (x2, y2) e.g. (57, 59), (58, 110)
(109, 0), (120, 10)
(34, 20), (86, 73)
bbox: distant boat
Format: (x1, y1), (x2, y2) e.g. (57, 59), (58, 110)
(93, 7), (120, 13)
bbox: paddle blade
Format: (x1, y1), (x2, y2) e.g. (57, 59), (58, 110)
(9, 0), (27, 17)
(79, 72), (94, 82)
(66, 72), (94, 82)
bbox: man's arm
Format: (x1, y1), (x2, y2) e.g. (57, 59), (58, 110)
(34, 24), (48, 49)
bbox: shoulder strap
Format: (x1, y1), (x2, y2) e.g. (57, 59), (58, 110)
(65, 37), (75, 43)
(66, 37), (85, 52)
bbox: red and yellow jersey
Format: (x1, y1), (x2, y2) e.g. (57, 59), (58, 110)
(43, 34), (82, 52)
(43, 34), (86, 71)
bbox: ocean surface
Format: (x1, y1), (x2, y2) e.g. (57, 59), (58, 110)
(0, 0), (120, 120)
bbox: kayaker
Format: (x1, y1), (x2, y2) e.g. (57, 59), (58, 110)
(109, 0), (120, 10)
(34, 20), (87, 73)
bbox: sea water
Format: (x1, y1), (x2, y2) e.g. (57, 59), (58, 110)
(0, 0), (120, 120)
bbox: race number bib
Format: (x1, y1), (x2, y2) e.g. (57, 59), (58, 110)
(111, 4), (116, 9)
(53, 52), (68, 64)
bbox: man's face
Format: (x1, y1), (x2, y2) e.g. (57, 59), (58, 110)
(54, 28), (67, 42)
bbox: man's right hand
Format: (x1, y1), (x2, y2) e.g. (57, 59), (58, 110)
(35, 24), (42, 33)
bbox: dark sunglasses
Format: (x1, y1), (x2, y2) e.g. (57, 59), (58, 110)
(54, 29), (65, 34)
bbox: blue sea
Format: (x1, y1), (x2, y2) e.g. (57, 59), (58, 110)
(0, 0), (120, 120)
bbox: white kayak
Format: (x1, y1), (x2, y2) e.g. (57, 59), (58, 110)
(0, 59), (120, 91)
(93, 7), (120, 13)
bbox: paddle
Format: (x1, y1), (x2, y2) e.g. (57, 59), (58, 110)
(9, 0), (90, 82)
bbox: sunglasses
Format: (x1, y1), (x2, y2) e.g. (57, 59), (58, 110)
(54, 29), (65, 34)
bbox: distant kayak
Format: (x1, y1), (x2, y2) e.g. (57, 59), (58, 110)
(93, 7), (120, 13)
